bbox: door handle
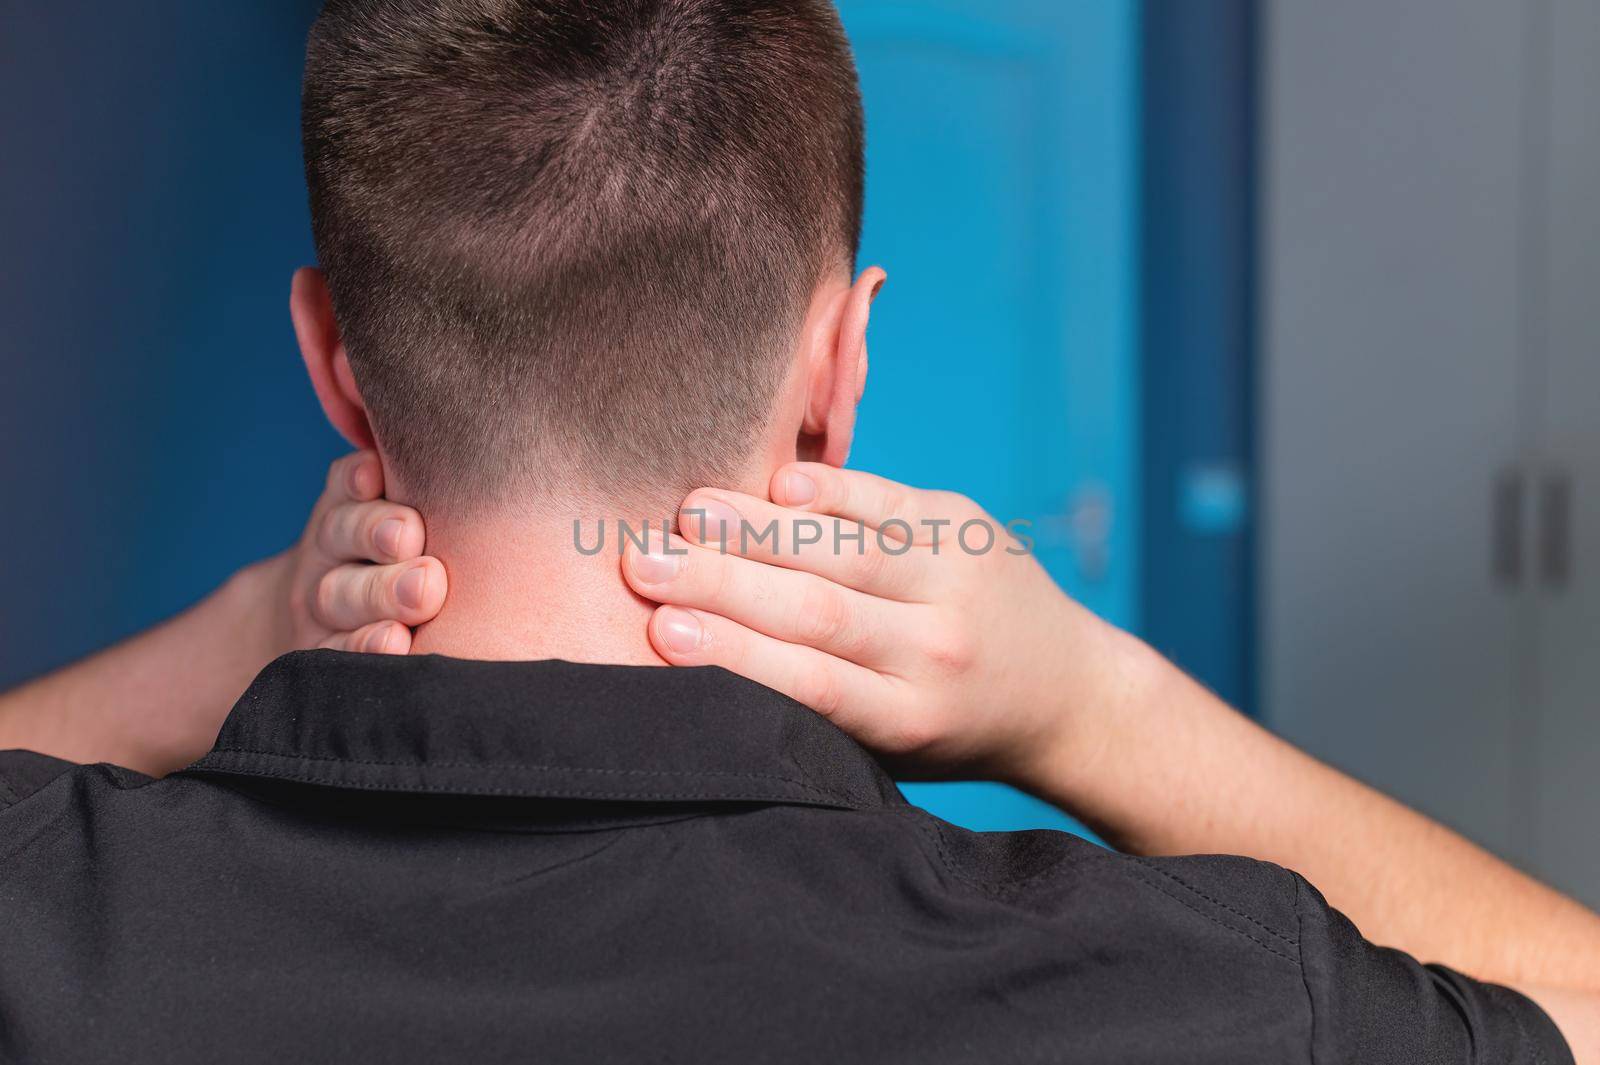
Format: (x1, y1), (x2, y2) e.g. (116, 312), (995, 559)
(1492, 468), (1525, 587)
(1066, 482), (1113, 584)
(1539, 470), (1573, 590)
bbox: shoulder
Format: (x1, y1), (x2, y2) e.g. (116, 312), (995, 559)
(847, 809), (1318, 1060)
(0, 750), (81, 812)
(1115, 850), (1305, 961)
(1291, 874), (1576, 1065)
(0, 751), (155, 860)
(894, 808), (1305, 966)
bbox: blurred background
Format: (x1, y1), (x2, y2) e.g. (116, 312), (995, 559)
(2, 2), (1595, 904)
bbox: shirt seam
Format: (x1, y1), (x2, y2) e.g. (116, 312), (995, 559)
(1125, 868), (1299, 965)
(197, 746), (860, 807)
(1294, 872), (1319, 1065)
(201, 774), (724, 835)
(1130, 855), (1299, 947)
(889, 808), (1078, 899)
(0, 769), (84, 877)
(185, 761), (857, 806)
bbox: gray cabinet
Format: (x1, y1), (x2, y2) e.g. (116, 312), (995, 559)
(1530, 0), (1600, 903)
(1261, 0), (1600, 904)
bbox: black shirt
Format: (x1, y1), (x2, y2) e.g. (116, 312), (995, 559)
(0, 651), (1571, 1064)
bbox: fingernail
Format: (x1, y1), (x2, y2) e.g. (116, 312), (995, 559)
(396, 566), (428, 610)
(686, 497), (740, 545)
(657, 608), (703, 654)
(366, 625), (396, 653)
(781, 471), (816, 505)
(630, 547), (681, 584)
(374, 518), (406, 558)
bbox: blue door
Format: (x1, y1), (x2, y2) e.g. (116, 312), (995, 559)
(835, 0), (1141, 833)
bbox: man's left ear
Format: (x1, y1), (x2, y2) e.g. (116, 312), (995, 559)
(804, 266), (886, 467)
(290, 266), (375, 450)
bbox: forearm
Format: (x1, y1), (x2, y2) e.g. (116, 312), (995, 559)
(0, 556), (287, 776)
(1022, 632), (1600, 992)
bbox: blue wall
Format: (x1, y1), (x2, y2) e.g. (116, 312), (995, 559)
(0, 2), (337, 687)
(837, 0), (1141, 831)
(1139, 0), (1257, 713)
(0, 4), (1248, 837)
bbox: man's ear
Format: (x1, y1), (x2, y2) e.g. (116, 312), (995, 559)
(802, 266), (886, 467)
(290, 266), (374, 450)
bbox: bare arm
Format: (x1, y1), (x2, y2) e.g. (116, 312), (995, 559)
(620, 462), (1600, 1003)
(1042, 636), (1600, 993)
(0, 561), (289, 776)
(0, 452), (445, 777)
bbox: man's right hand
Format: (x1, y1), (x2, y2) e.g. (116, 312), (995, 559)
(620, 462), (1148, 791)
(623, 462), (1600, 1007)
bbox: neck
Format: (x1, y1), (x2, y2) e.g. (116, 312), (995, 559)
(408, 509), (669, 666)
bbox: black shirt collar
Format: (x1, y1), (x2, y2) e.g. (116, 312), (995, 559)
(187, 651), (903, 812)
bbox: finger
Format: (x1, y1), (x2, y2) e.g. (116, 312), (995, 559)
(768, 463), (949, 532)
(623, 536), (910, 666)
(318, 620), (413, 655)
(648, 606), (899, 744)
(323, 450), (384, 507)
(775, 468), (1006, 552)
(316, 499), (427, 564)
(676, 489), (930, 601)
(314, 558), (446, 631)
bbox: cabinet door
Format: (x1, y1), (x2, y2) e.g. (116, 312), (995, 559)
(835, 0), (1139, 832)
(1260, 0), (1529, 859)
(1532, 0), (1600, 907)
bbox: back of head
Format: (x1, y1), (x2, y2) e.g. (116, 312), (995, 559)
(302, 0), (864, 511)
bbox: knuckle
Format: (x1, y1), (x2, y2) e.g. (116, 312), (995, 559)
(795, 580), (851, 649)
(879, 485), (913, 523)
(313, 570), (343, 624)
(699, 551), (735, 606)
(287, 579), (314, 626)
(360, 506), (398, 554)
(316, 505), (350, 555)
(698, 616), (735, 665)
(922, 621), (976, 675)
(848, 541), (889, 587)
(365, 569), (392, 615)
(796, 664), (844, 719)
(821, 471), (858, 515)
(930, 489), (979, 521)
(326, 455), (355, 495)
(808, 468), (835, 506)
(885, 717), (939, 757)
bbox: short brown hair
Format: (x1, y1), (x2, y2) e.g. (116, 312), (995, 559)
(302, 0), (864, 508)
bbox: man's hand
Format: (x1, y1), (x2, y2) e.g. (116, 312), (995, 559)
(253, 450), (447, 658)
(624, 461), (1600, 1005)
(0, 450), (447, 775)
(620, 461), (1142, 788)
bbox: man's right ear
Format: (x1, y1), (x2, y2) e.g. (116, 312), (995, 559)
(290, 266), (374, 450)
